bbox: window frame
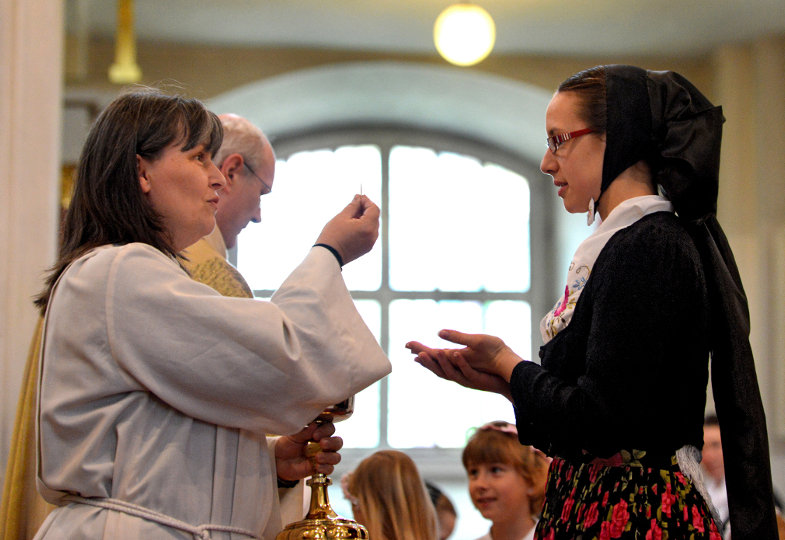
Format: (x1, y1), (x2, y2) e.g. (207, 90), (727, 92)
(228, 123), (558, 470)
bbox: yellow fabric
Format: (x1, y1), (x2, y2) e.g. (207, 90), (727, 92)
(181, 228), (254, 298)
(0, 317), (55, 540)
(0, 230), (252, 540)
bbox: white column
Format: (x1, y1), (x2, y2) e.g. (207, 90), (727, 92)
(0, 0), (63, 485)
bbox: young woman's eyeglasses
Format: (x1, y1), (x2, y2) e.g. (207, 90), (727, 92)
(546, 128), (594, 154)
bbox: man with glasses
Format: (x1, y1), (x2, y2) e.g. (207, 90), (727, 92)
(181, 113), (275, 297)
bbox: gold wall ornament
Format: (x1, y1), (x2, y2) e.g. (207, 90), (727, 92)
(108, 0), (142, 84)
(276, 397), (369, 539)
(434, 3), (496, 67)
(60, 164), (76, 210)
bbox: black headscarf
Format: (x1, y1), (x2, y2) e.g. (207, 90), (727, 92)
(600, 64), (777, 540)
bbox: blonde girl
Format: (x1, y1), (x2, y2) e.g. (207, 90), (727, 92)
(344, 450), (438, 540)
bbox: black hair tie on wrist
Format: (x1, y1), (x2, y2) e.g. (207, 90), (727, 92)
(313, 243), (344, 268)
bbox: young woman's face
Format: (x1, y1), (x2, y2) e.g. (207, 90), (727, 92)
(138, 141), (226, 252)
(467, 462), (531, 525)
(540, 91), (606, 214)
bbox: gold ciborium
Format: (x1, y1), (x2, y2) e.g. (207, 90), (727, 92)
(276, 396), (368, 539)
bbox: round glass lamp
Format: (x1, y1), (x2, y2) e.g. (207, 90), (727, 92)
(433, 4), (496, 66)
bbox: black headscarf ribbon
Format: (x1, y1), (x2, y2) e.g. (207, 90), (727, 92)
(602, 64), (777, 540)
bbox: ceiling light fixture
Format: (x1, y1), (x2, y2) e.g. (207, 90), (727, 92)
(433, 3), (496, 67)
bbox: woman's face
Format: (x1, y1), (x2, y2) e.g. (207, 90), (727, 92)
(540, 91), (605, 214)
(138, 141), (226, 252)
(467, 462), (531, 525)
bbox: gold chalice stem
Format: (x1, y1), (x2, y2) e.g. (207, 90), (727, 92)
(304, 419), (338, 520)
(276, 397), (368, 539)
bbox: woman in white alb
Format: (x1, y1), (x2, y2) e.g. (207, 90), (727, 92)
(33, 89), (391, 539)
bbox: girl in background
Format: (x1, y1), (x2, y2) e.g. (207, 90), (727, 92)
(343, 450), (438, 540)
(463, 421), (549, 540)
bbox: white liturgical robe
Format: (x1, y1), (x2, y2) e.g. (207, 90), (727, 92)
(34, 243), (391, 539)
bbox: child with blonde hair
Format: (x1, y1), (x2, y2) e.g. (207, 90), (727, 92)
(343, 450), (438, 540)
(463, 421), (550, 540)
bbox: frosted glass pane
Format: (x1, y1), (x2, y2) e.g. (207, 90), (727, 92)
(338, 300), (382, 448)
(389, 146), (530, 292)
(387, 299), (530, 448)
(236, 146), (382, 291)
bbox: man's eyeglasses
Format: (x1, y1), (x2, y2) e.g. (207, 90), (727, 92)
(546, 128), (594, 154)
(244, 160), (272, 195)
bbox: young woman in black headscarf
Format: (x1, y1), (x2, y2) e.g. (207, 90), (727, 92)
(407, 65), (777, 539)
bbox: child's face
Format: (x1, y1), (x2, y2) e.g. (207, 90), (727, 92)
(467, 462), (531, 524)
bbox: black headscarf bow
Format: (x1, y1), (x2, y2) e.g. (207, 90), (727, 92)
(601, 64), (777, 540)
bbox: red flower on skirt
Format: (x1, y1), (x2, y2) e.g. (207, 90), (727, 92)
(584, 501), (600, 529)
(609, 500), (630, 537)
(675, 471), (687, 486)
(645, 519), (662, 540)
(691, 505), (705, 533)
(589, 464), (600, 483)
(561, 496), (575, 522)
(661, 483), (676, 518)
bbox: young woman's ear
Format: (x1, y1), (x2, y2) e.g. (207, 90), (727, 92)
(137, 154), (152, 194)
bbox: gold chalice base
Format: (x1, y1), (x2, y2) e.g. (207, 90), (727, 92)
(276, 516), (368, 539)
(276, 475), (368, 539)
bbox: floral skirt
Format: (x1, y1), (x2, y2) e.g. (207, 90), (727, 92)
(535, 450), (722, 540)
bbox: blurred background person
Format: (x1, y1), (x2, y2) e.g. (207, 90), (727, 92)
(426, 480), (457, 540)
(462, 421), (549, 540)
(342, 450), (438, 540)
(702, 413), (730, 538)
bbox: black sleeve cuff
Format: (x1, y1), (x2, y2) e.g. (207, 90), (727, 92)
(277, 477), (300, 489)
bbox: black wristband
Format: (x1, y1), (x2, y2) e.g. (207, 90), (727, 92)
(277, 477), (300, 489)
(313, 243), (344, 267)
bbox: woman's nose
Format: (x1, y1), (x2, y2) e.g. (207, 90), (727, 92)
(540, 149), (557, 176)
(211, 163), (226, 190)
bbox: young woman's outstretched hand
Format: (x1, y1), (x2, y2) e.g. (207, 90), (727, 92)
(405, 329), (525, 401)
